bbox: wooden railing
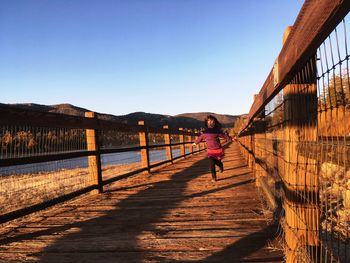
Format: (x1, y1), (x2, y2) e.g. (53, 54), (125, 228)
(0, 104), (205, 224)
(236, 1), (350, 262)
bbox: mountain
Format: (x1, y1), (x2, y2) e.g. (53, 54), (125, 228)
(10, 103), (90, 117)
(7, 103), (239, 129)
(175, 112), (239, 128)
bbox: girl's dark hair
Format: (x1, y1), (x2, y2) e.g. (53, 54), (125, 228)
(204, 115), (222, 129)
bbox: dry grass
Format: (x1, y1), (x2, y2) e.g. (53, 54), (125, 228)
(320, 163), (350, 238)
(0, 162), (142, 216)
(318, 108), (350, 136)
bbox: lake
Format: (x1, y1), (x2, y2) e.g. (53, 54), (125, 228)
(0, 147), (187, 176)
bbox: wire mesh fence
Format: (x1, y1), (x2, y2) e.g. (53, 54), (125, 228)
(99, 129), (143, 181)
(0, 125), (87, 158)
(315, 17), (350, 263)
(147, 132), (168, 165)
(100, 129), (140, 149)
(238, 11), (350, 263)
(0, 110), (203, 224)
(0, 158), (91, 215)
(171, 134), (182, 158)
(0, 125), (90, 216)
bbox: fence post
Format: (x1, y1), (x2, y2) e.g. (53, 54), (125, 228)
(163, 125), (173, 163)
(195, 131), (201, 151)
(282, 27), (319, 262)
(254, 118), (267, 187)
(179, 128), (186, 158)
(284, 83), (319, 262)
(138, 120), (150, 173)
(85, 112), (103, 194)
(188, 130), (194, 155)
(248, 135), (254, 169)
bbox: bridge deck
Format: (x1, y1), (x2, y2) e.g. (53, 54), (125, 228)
(0, 142), (283, 262)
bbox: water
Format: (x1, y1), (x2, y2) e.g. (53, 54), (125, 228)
(0, 148), (184, 176)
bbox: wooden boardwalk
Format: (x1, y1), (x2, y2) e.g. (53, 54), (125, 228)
(0, 142), (283, 263)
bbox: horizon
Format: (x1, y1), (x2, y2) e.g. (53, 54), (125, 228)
(0, 0), (304, 116)
(6, 102), (241, 118)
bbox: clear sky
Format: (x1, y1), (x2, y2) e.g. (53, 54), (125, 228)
(0, 0), (304, 116)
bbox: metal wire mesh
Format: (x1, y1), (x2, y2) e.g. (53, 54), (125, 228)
(0, 126), (86, 158)
(98, 129), (143, 181)
(100, 130), (139, 149)
(100, 151), (142, 181)
(0, 158), (91, 215)
(148, 132), (165, 146)
(147, 132), (168, 165)
(238, 15), (350, 263)
(171, 134), (182, 158)
(0, 125), (90, 215)
(171, 147), (182, 159)
(315, 17), (350, 263)
(149, 148), (167, 164)
(0, 106), (202, 224)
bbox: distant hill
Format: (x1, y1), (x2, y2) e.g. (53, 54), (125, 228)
(10, 103), (90, 117)
(8, 103), (240, 130)
(175, 112), (239, 128)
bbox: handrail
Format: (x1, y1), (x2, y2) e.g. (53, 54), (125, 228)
(242, 0), (350, 134)
(236, 1), (350, 261)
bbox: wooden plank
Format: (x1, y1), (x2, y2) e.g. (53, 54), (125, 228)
(0, 143), (283, 262)
(0, 252), (283, 263)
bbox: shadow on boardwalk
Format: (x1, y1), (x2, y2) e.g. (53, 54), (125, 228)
(0, 143), (282, 262)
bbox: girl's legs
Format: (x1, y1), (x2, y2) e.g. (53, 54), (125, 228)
(214, 159), (224, 172)
(209, 158), (224, 181)
(209, 157), (217, 181)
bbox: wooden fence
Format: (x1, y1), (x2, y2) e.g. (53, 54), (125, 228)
(0, 104), (205, 224)
(237, 1), (350, 262)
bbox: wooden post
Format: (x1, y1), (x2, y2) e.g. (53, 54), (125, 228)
(282, 27), (319, 263)
(196, 131), (201, 151)
(188, 130), (194, 155)
(138, 121), (150, 173)
(85, 112), (103, 194)
(179, 128), (186, 158)
(283, 83), (319, 262)
(163, 125), (173, 163)
(248, 135), (254, 169)
(282, 26), (293, 44)
(254, 118), (267, 187)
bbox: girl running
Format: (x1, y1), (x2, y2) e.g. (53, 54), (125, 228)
(193, 115), (231, 181)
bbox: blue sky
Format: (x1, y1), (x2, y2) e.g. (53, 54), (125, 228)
(0, 0), (304, 116)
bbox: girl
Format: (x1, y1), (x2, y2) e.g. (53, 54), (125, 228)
(193, 115), (231, 182)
